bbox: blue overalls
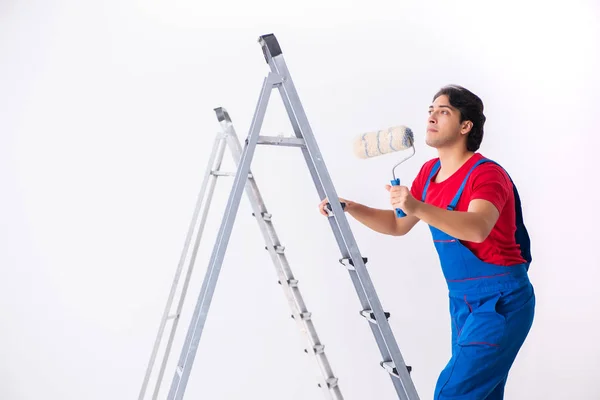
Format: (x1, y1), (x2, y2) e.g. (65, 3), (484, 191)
(422, 158), (536, 400)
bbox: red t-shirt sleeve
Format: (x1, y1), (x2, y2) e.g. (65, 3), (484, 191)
(468, 164), (512, 214)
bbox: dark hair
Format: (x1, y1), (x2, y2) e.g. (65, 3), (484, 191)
(433, 85), (486, 152)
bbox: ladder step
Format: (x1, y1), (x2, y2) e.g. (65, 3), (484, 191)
(167, 313), (180, 320)
(291, 312), (312, 321)
(380, 361), (412, 378)
(317, 377), (339, 389)
(257, 135), (306, 147)
(278, 279), (298, 287)
(339, 257), (368, 270)
(360, 309), (390, 324)
(211, 170), (253, 178)
(266, 245), (285, 254)
(304, 344), (325, 354)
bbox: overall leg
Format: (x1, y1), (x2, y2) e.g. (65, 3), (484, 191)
(483, 284), (536, 400)
(485, 375), (506, 400)
(434, 285), (535, 400)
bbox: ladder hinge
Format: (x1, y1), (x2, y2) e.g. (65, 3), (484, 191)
(360, 309), (390, 324)
(339, 257), (368, 270)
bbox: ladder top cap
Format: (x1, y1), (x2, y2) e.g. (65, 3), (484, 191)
(258, 34), (283, 63)
(214, 107), (232, 123)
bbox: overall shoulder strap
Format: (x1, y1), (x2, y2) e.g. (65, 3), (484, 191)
(421, 159), (441, 202)
(447, 158), (492, 211)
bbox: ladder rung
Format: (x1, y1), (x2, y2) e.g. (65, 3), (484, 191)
(167, 313), (180, 320)
(211, 170), (254, 178)
(360, 309), (390, 324)
(380, 361), (412, 378)
(305, 344), (325, 354)
(339, 256), (368, 270)
(257, 135), (306, 148)
(278, 279), (298, 287)
(291, 312), (311, 321)
(266, 245), (285, 254)
(317, 377), (339, 389)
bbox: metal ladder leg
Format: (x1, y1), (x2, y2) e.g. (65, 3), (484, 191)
(257, 34), (420, 400)
(214, 107), (343, 399)
(166, 72), (278, 400)
(139, 131), (229, 400)
(140, 99), (342, 398)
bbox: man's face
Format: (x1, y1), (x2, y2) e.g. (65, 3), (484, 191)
(425, 95), (470, 149)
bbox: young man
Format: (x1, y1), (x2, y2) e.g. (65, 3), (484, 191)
(319, 85), (535, 399)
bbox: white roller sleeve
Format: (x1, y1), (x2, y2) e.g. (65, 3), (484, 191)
(353, 126), (414, 159)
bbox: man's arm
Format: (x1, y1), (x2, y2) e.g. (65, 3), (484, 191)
(347, 202), (420, 236)
(391, 163), (510, 243)
(319, 198), (419, 236)
(413, 199), (499, 243)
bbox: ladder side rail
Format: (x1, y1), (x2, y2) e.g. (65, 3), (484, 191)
(167, 73), (277, 400)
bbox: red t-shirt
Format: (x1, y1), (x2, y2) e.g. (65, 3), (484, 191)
(410, 153), (526, 266)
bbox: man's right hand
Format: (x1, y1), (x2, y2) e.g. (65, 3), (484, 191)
(318, 197), (352, 216)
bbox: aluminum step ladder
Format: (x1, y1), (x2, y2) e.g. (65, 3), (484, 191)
(142, 33), (420, 400)
(138, 105), (343, 400)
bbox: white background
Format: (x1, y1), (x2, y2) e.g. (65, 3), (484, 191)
(1, 1), (599, 399)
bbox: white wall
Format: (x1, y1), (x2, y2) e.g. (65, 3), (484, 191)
(1, 1), (599, 399)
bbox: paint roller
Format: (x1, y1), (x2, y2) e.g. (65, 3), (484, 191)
(355, 125), (416, 217)
(326, 125), (416, 217)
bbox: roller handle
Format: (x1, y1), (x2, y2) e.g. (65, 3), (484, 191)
(390, 179), (407, 218)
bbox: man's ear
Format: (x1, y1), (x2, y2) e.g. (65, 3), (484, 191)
(460, 120), (473, 136)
